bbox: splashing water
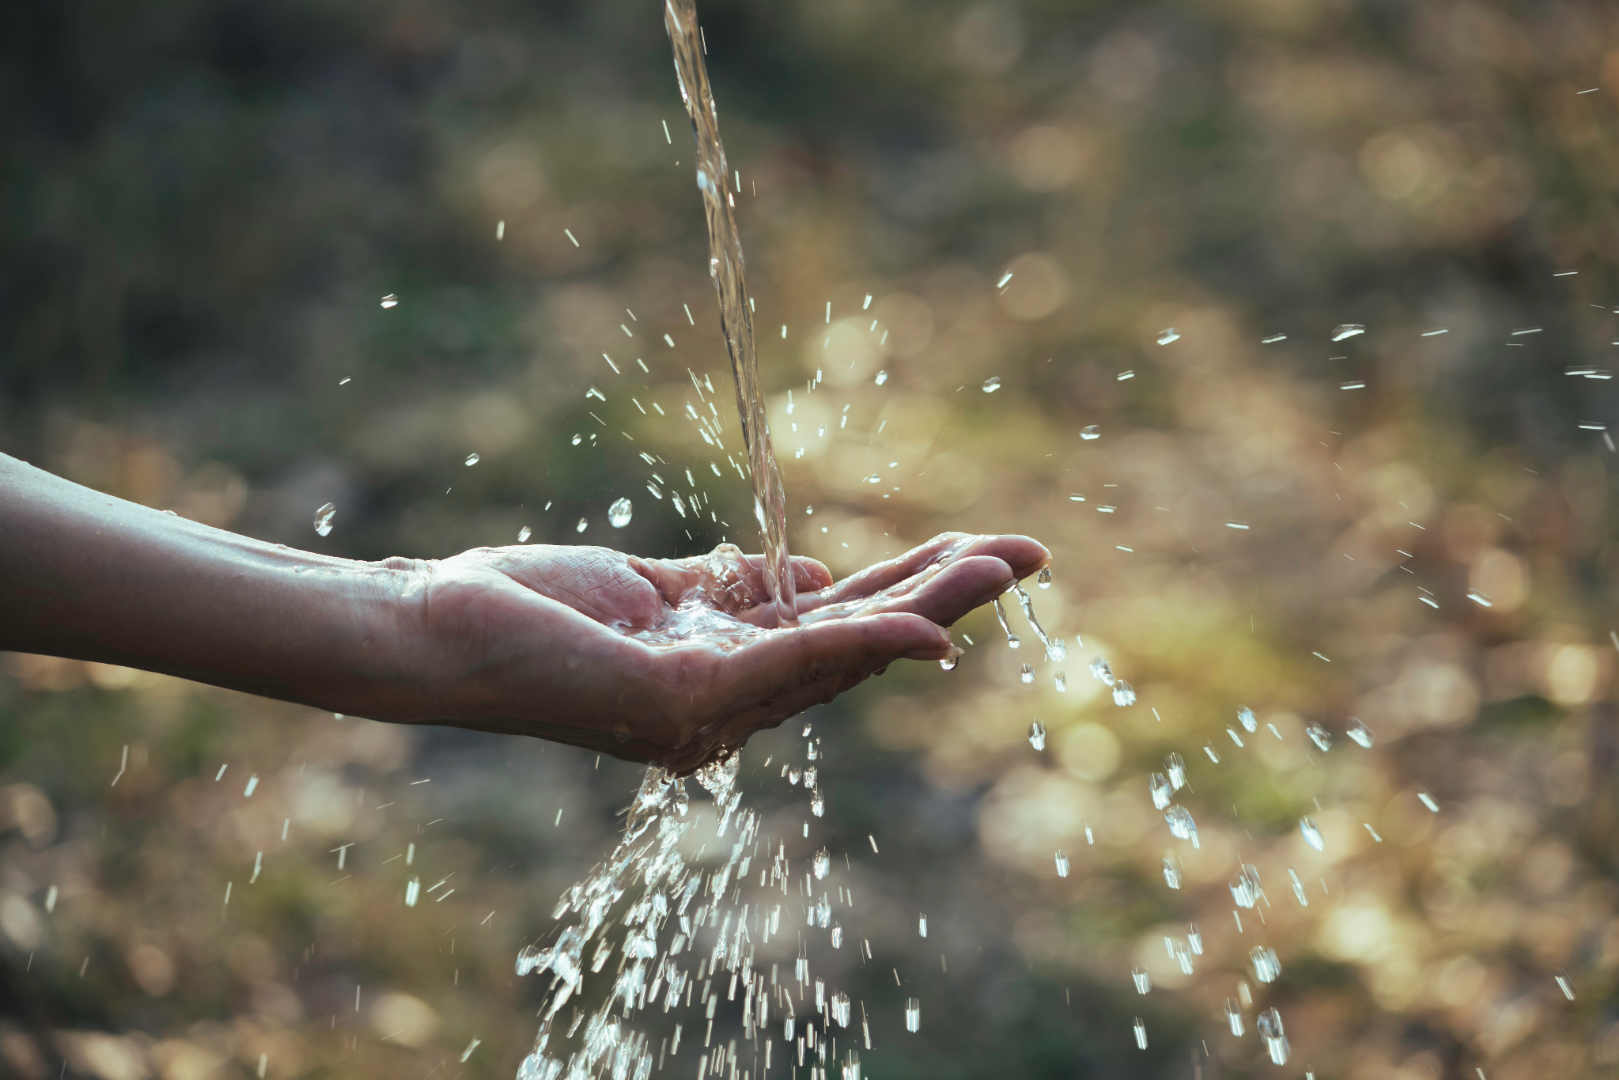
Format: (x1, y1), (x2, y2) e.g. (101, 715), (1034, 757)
(1346, 716), (1375, 748)
(506, 10), (1091, 1079)
(1225, 997), (1244, 1036)
(1299, 815), (1325, 851)
(1162, 853), (1182, 889)
(1306, 721), (1331, 752)
(1250, 945), (1281, 983)
(1164, 805), (1198, 847)
(992, 596), (1021, 649)
(312, 502), (336, 537)
(1257, 1007), (1290, 1064)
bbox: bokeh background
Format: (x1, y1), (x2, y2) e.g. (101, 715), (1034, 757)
(6, 0), (1619, 1076)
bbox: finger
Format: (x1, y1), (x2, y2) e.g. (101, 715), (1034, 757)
(803, 533), (1051, 611)
(786, 555), (835, 591)
(718, 612), (953, 706)
(798, 534), (970, 610)
(734, 553), (835, 596)
(842, 554), (1020, 627)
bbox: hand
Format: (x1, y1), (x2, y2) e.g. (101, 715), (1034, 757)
(380, 533), (1049, 773)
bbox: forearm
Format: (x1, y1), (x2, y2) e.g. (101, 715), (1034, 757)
(0, 453), (417, 714)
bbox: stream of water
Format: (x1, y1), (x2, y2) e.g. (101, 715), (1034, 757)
(663, 0), (796, 629)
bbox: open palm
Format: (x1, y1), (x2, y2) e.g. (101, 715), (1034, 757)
(395, 533), (1048, 772)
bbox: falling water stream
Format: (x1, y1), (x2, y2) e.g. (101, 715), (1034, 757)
(664, 0), (795, 629)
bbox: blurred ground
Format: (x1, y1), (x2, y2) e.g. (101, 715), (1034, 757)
(6, 0), (1619, 1077)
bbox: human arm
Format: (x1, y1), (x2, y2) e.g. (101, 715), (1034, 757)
(0, 453), (1048, 771)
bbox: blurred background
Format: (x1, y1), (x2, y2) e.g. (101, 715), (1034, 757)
(5, 0), (1619, 1076)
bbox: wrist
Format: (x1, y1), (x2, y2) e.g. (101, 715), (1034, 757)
(323, 557), (447, 722)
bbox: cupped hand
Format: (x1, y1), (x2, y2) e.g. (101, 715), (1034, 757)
(383, 532), (1048, 773)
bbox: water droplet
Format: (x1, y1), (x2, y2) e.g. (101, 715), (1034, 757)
(1187, 924), (1202, 954)
(1045, 637), (1067, 663)
(1418, 789), (1439, 812)
(905, 998), (920, 1033)
(1346, 717), (1374, 748)
(608, 498), (633, 528)
(1037, 568), (1052, 588)
(1556, 971), (1576, 1000)
(517, 526), (532, 543)
(787, 767), (801, 786)
(813, 848), (830, 880)
(1007, 634), (1021, 650)
(1467, 590), (1494, 607)
(981, 377), (1002, 393)
(917, 915), (927, 939)
(1150, 773), (1173, 810)
(1019, 664), (1034, 684)
(874, 370), (888, 385)
(1162, 853), (1182, 889)
(1132, 968), (1151, 994)
(1164, 752), (1186, 790)
(1230, 864), (1262, 908)
(1165, 805), (1198, 846)
(1133, 1018), (1148, 1050)
(1089, 657), (1116, 686)
(465, 452), (481, 466)
(380, 293), (399, 308)
(1112, 680), (1136, 706)
(939, 656), (958, 671)
(1330, 323), (1365, 341)
(1237, 705), (1257, 732)
(1288, 867), (1308, 906)
(1299, 815), (1324, 851)
(1306, 721), (1331, 752)
(1054, 672), (1067, 693)
(1203, 742), (1220, 762)
(1250, 945), (1281, 983)
(575, 518), (588, 534)
(1079, 425), (1101, 440)
(1054, 850), (1069, 878)
(571, 433), (583, 446)
(313, 502), (337, 537)
(810, 790), (825, 817)
(1257, 1008), (1289, 1064)
(1227, 727), (1245, 747)
(1028, 720), (1046, 751)
(1157, 327), (1180, 345)
(830, 925), (843, 949)
(1225, 998), (1244, 1036)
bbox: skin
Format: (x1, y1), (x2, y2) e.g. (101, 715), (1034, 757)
(0, 452), (1048, 773)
